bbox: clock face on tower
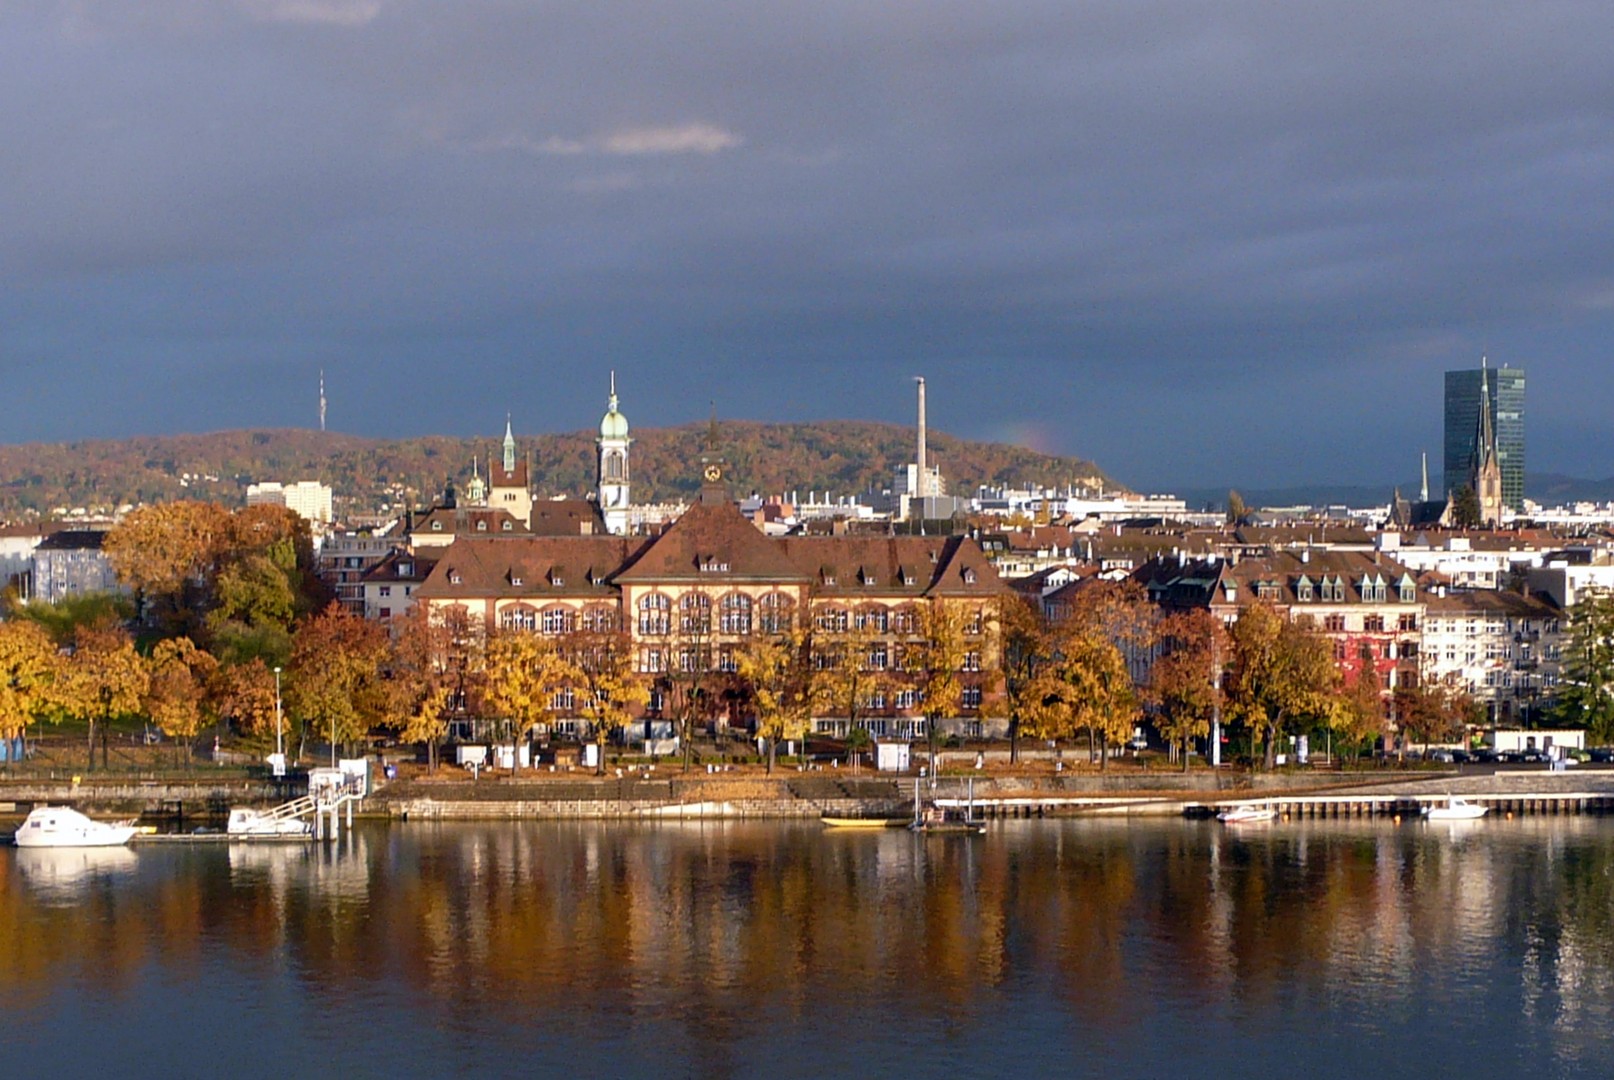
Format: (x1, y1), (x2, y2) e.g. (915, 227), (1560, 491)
(703, 464), (723, 483)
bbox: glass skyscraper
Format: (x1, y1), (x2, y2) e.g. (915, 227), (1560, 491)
(1444, 366), (1525, 511)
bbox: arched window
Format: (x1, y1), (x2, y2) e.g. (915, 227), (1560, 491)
(540, 607), (573, 635)
(680, 593), (712, 635)
(638, 593), (670, 636)
(580, 606), (618, 634)
(816, 607), (849, 634)
(603, 450), (625, 481)
(501, 606), (539, 632)
(719, 593), (752, 635)
(854, 606), (889, 633)
(758, 592), (793, 634)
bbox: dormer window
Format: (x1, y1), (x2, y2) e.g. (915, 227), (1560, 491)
(449, 571), (462, 585)
(399, 563), (413, 577)
(963, 569), (977, 585)
(551, 575), (563, 587)
(432, 521), (444, 531)
(502, 520), (513, 531)
(476, 520), (488, 531)
(904, 574), (916, 586)
(511, 575), (524, 587)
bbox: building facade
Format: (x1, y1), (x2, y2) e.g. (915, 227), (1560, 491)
(415, 453), (1007, 742)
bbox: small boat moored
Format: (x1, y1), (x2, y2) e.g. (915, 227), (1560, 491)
(226, 807), (315, 839)
(1217, 804), (1277, 824)
(13, 806), (139, 848)
(1423, 796), (1487, 821)
(820, 816), (908, 829)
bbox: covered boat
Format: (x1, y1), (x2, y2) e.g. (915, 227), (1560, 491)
(13, 806), (138, 848)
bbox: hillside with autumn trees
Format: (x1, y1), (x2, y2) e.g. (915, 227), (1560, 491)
(0, 422), (1114, 517)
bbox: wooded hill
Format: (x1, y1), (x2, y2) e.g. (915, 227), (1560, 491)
(0, 422), (1114, 518)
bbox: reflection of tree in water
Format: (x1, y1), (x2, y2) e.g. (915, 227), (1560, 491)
(7, 820), (1614, 1060)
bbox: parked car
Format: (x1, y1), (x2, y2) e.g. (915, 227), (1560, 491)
(1589, 747), (1614, 763)
(1427, 749), (1455, 764)
(1471, 748), (1498, 764)
(1450, 749), (1473, 764)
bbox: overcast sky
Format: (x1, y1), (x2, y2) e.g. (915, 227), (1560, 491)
(4, 2), (1613, 492)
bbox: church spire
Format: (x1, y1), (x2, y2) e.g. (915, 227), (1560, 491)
(502, 414), (516, 473)
(1420, 451), (1429, 503)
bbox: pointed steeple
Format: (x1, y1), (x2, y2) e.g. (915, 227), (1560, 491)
(502, 414), (516, 473)
(1420, 451), (1429, 502)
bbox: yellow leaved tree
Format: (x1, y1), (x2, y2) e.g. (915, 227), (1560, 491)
(145, 637), (220, 765)
(482, 628), (579, 773)
(0, 620), (62, 764)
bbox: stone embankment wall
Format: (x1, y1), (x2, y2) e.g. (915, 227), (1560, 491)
(370, 776), (908, 820)
(0, 778), (293, 814)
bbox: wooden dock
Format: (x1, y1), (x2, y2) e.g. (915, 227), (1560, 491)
(1185, 792), (1614, 819)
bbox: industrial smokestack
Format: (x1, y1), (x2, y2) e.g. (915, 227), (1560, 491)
(914, 376), (927, 502)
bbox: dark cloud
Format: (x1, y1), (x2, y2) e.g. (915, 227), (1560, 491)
(3, 1), (1613, 491)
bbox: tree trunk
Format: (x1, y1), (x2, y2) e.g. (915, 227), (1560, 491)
(766, 735), (777, 775)
(1263, 721), (1278, 770)
(1099, 733), (1108, 771)
(87, 718), (97, 771)
(1182, 735), (1191, 773)
(1009, 718), (1019, 764)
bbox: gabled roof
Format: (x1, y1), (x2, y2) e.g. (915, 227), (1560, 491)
(416, 536), (647, 601)
(613, 498), (807, 584)
(529, 498), (606, 537)
(359, 549), (439, 584)
(408, 507), (529, 537)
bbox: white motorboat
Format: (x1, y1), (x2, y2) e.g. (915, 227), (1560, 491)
(1217, 804), (1276, 823)
(13, 806), (139, 848)
(1423, 796), (1487, 821)
(226, 807), (314, 838)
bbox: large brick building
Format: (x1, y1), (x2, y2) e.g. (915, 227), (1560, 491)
(415, 442), (1007, 743)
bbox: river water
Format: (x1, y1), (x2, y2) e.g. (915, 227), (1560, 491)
(3, 817), (1613, 1078)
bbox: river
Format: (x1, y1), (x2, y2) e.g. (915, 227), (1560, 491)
(3, 817), (1612, 1078)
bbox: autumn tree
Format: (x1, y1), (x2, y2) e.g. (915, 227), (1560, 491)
(59, 622), (150, 770)
(9, 592), (136, 646)
(144, 637), (219, 764)
(1223, 603), (1340, 769)
(1395, 680), (1471, 751)
(999, 594), (1054, 764)
(737, 626), (817, 774)
(818, 615), (898, 764)
(211, 659), (281, 740)
(1022, 622), (1139, 770)
(566, 625), (650, 776)
(482, 627), (578, 773)
(104, 500), (231, 634)
(285, 603), (393, 764)
(0, 620), (62, 763)
(386, 605), (479, 772)
(908, 599), (968, 775)
(1332, 647), (1386, 762)
(1148, 609), (1222, 771)
(663, 590), (719, 771)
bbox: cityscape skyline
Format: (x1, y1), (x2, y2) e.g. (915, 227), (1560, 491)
(4, 5), (1614, 493)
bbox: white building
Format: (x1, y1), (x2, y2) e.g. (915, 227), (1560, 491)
(246, 480), (333, 525)
(1526, 549), (1614, 608)
(1421, 586), (1564, 724)
(1376, 532), (1550, 590)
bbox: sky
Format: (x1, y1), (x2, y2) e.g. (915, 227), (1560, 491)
(4, 2), (1614, 493)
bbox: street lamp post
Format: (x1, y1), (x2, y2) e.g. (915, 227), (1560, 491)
(273, 666), (284, 759)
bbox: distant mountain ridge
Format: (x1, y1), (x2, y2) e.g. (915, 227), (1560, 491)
(0, 423), (1113, 517)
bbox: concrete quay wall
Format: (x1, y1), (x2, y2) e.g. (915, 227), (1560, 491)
(374, 797), (884, 821)
(0, 779), (293, 813)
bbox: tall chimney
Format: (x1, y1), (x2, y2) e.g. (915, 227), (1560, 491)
(914, 376), (928, 502)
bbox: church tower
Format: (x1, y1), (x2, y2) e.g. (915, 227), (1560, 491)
(597, 374), (631, 536)
(489, 415), (533, 527)
(1470, 365), (1504, 527)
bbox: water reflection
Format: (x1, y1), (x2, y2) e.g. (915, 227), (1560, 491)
(3, 819), (1614, 1077)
